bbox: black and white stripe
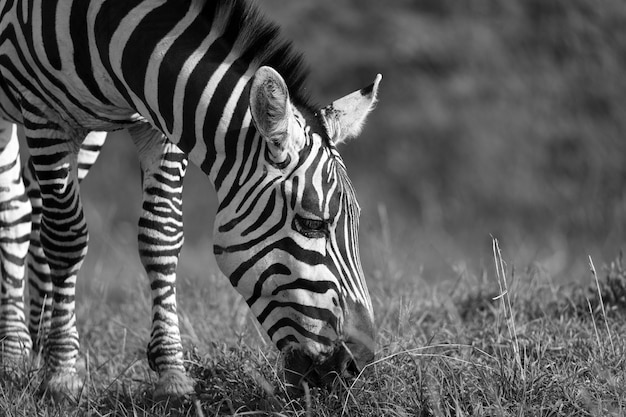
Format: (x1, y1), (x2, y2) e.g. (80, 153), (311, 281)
(0, 119), (32, 361)
(0, 82), (190, 389)
(0, 0), (379, 397)
(23, 130), (107, 354)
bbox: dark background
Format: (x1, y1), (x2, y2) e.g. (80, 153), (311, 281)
(68, 0), (626, 286)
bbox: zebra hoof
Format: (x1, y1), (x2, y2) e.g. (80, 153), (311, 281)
(153, 369), (195, 401)
(46, 370), (83, 403)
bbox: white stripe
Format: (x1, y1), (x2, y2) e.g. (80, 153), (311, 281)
(212, 66), (256, 198)
(143, 1), (203, 135)
(188, 50), (237, 168)
(108, 0), (168, 123)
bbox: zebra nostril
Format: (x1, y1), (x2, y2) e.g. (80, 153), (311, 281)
(343, 357), (360, 377)
(283, 349), (316, 395)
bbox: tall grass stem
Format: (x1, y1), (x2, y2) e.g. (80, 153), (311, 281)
(588, 256), (615, 354)
(492, 237), (524, 381)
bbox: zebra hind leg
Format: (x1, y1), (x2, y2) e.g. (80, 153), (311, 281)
(130, 125), (193, 400)
(25, 131), (106, 362)
(0, 121), (32, 366)
(24, 120), (88, 399)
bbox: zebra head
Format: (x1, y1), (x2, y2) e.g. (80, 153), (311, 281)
(213, 66), (379, 391)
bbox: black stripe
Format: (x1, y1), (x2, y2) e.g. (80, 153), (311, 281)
(0, 0), (14, 19)
(0, 212), (31, 229)
(0, 250), (25, 267)
(219, 164), (264, 214)
(219, 237), (326, 287)
(300, 148), (325, 214)
(276, 335), (298, 351)
(290, 176), (299, 209)
(218, 176), (276, 232)
(241, 188), (276, 236)
(176, 40), (227, 154)
(151, 288), (176, 307)
(176, 34), (232, 156)
(259, 301), (337, 330)
(241, 129), (262, 185)
(199, 56), (245, 174)
(271, 279), (339, 298)
(0, 52), (57, 117)
(80, 143), (104, 152)
(41, 0), (61, 70)
(94, 0), (143, 109)
(138, 227), (184, 242)
(121, 0), (190, 130)
(142, 200), (182, 213)
(319, 157), (333, 214)
(17, 1), (114, 124)
(69, 1), (110, 104)
(214, 183), (288, 254)
(152, 173), (184, 189)
(144, 186), (182, 200)
(213, 82), (253, 190)
(158, 2), (217, 134)
(246, 263), (291, 306)
(0, 157), (18, 174)
(267, 318), (333, 345)
(144, 262), (178, 275)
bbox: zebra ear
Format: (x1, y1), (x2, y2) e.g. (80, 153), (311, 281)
(320, 74), (382, 144)
(249, 66), (293, 155)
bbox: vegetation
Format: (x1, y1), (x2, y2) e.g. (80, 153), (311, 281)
(2, 240), (626, 416)
(6, 0), (626, 415)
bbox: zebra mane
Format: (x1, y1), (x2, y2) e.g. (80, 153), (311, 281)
(206, 0), (315, 111)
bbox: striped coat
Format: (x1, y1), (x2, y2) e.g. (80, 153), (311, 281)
(0, 0), (380, 398)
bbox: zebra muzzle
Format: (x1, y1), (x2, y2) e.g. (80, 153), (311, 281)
(283, 340), (367, 396)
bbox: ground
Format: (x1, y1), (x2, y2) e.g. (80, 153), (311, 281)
(1, 240), (625, 416)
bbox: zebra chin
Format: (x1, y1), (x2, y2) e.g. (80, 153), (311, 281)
(280, 334), (375, 395)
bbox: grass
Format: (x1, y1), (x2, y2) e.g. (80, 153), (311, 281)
(2, 235), (626, 416)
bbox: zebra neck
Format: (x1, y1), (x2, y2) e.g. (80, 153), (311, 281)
(95, 0), (309, 193)
(180, 67), (259, 187)
(190, 74), (268, 206)
(98, 0), (267, 188)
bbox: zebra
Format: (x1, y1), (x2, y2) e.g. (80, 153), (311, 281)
(0, 0), (380, 399)
(24, 132), (189, 364)
(0, 114), (191, 378)
(0, 118), (110, 359)
(0, 74), (113, 358)
(0, 77), (191, 395)
(24, 130), (109, 353)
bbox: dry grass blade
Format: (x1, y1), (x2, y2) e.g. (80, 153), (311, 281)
(302, 380), (312, 417)
(341, 344), (497, 416)
(194, 399), (205, 417)
(586, 298), (602, 350)
(491, 237), (524, 381)
(588, 255), (615, 354)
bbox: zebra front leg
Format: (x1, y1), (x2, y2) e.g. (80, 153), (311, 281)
(130, 124), (192, 399)
(0, 121), (32, 364)
(25, 123), (87, 399)
(25, 131), (107, 357)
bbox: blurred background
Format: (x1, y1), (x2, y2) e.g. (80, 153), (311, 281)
(51, 0), (626, 292)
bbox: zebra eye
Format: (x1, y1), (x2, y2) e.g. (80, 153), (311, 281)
(293, 214), (329, 239)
